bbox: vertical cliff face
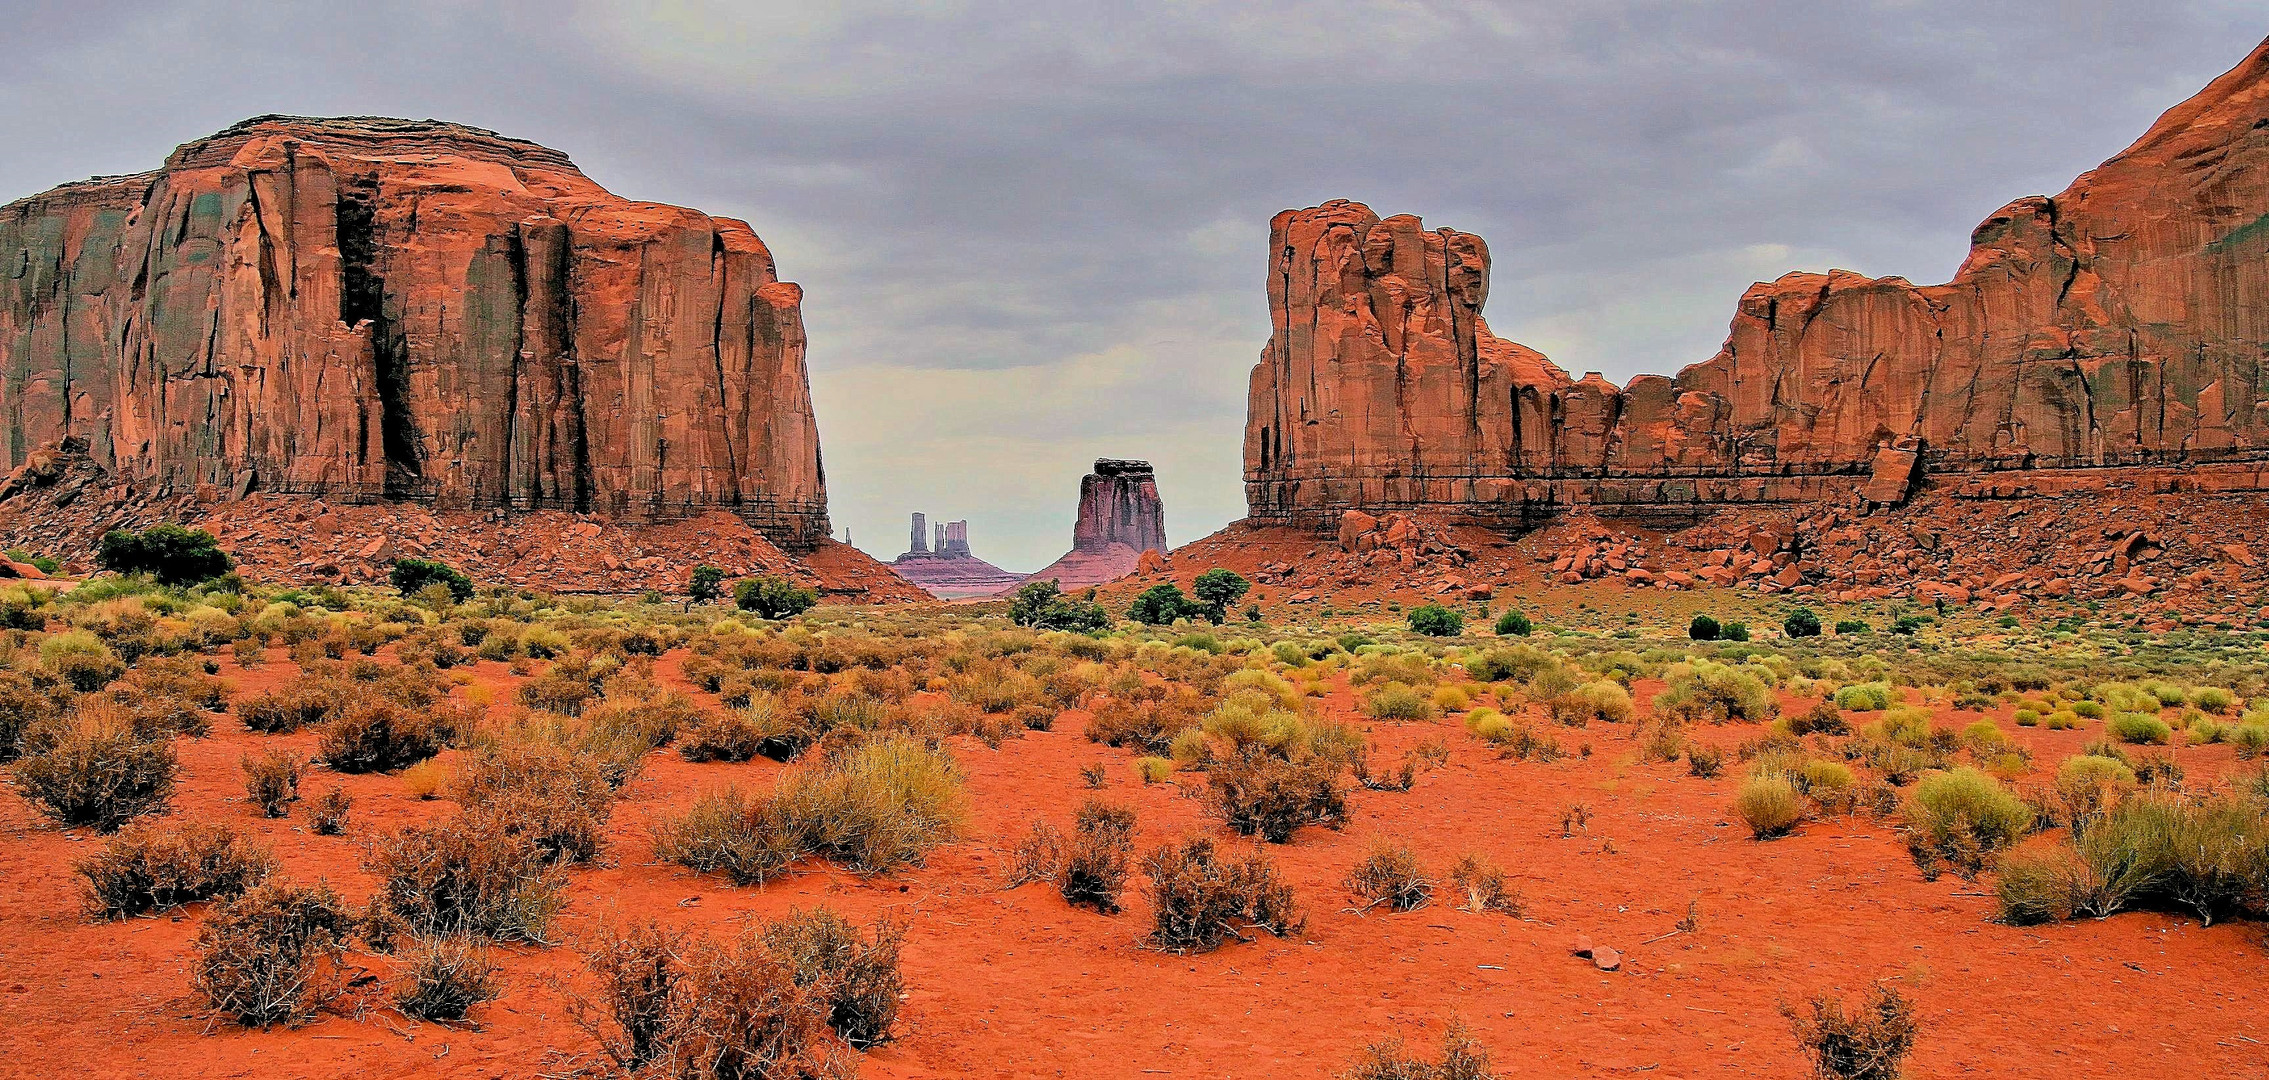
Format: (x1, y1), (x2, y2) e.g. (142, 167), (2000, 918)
(1072, 459), (1167, 554)
(0, 116), (828, 545)
(1023, 458), (1167, 590)
(1246, 38), (2269, 524)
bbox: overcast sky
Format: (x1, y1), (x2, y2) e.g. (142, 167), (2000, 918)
(3, 2), (2260, 569)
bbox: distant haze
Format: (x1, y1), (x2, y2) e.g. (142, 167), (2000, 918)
(1, 2), (2257, 570)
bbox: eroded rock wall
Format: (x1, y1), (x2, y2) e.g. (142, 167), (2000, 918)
(0, 116), (827, 545)
(1245, 39), (2269, 525)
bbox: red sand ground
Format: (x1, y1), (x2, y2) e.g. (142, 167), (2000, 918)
(2, 655), (2263, 1079)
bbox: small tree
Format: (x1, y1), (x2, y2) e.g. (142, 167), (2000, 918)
(1688, 614), (1721, 641)
(1407, 603), (1464, 637)
(1190, 569), (1250, 625)
(1494, 610), (1532, 636)
(1010, 579), (1110, 632)
(688, 565), (725, 604)
(390, 558), (473, 602)
(735, 575), (818, 619)
(1721, 621), (1752, 642)
(1784, 608), (1822, 638)
(1128, 584), (1194, 626)
(96, 524), (233, 586)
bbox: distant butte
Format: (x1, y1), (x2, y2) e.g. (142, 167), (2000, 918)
(891, 512), (1024, 598)
(1019, 459), (1168, 591)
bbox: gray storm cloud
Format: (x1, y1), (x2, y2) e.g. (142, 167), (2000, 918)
(0, 0), (2257, 569)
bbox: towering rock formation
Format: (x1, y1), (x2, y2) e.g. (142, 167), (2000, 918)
(0, 115), (828, 545)
(1024, 458), (1168, 589)
(1245, 39), (2269, 527)
(891, 513), (1021, 598)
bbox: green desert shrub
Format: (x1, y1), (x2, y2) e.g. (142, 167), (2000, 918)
(652, 735), (970, 884)
(734, 576), (818, 619)
(1406, 604), (1464, 637)
(2108, 712), (2172, 745)
(1655, 663), (1778, 725)
(1554, 680), (1633, 726)
(1904, 767), (2030, 877)
(1834, 683), (1895, 711)
(97, 524), (233, 586)
(1494, 610), (1533, 637)
(1735, 777), (1804, 839)
(389, 558), (474, 602)
(1364, 682), (1436, 722)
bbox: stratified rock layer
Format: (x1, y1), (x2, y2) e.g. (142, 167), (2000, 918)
(0, 116), (828, 544)
(1244, 40), (2269, 526)
(1024, 458), (1168, 590)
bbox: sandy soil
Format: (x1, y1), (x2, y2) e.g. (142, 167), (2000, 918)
(1, 657), (2262, 1080)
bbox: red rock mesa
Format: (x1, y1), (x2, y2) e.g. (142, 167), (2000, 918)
(1243, 39), (2269, 527)
(0, 115), (828, 544)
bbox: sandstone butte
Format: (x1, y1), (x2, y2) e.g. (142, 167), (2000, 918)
(891, 512), (1025, 598)
(1242, 38), (2269, 529)
(1018, 458), (1169, 591)
(0, 115), (918, 599)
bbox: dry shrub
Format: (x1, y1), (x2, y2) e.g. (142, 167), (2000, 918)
(572, 912), (896, 1079)
(1782, 986), (1918, 1080)
(1448, 853), (1522, 916)
(681, 701), (807, 763)
(77, 820), (276, 918)
(1341, 1019), (1496, 1080)
(449, 742), (616, 864)
(1085, 698), (1194, 755)
(1346, 839), (1432, 912)
(655, 935), (852, 1080)
(1142, 837), (1302, 953)
(1003, 799), (1136, 913)
(11, 703), (176, 831)
(575, 921), (685, 1073)
(191, 881), (357, 1027)
(238, 679), (337, 734)
(395, 935), (501, 1021)
(242, 748), (302, 817)
(318, 698), (444, 773)
(2000, 791), (2269, 926)
(653, 735), (969, 885)
(1686, 744), (1725, 778)
(308, 787), (352, 836)
(363, 817), (568, 942)
(1207, 749), (1348, 843)
(761, 908), (906, 1049)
